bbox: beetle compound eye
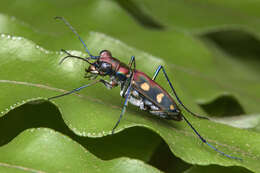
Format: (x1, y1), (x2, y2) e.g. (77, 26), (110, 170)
(100, 62), (111, 72)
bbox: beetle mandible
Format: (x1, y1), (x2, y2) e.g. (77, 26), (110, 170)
(49, 17), (242, 161)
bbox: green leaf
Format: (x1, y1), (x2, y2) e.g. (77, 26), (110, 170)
(149, 140), (191, 173)
(0, 101), (162, 162)
(211, 114), (260, 130)
(184, 165), (252, 173)
(0, 128), (161, 173)
(126, 0), (260, 36)
(0, 32), (259, 172)
(1, 0), (260, 172)
(0, 1), (259, 115)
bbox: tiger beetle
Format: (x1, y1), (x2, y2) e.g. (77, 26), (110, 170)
(49, 17), (242, 161)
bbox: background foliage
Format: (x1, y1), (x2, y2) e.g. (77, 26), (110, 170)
(0, 0), (260, 172)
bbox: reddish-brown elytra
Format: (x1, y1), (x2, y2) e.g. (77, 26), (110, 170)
(49, 17), (242, 161)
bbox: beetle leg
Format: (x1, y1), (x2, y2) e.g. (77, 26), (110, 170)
(152, 65), (208, 120)
(112, 81), (133, 134)
(120, 77), (132, 97)
(100, 79), (118, 89)
(84, 73), (98, 80)
(128, 56), (136, 70)
(152, 66), (242, 160)
(48, 79), (101, 100)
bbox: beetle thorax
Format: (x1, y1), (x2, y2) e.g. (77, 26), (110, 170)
(85, 50), (131, 85)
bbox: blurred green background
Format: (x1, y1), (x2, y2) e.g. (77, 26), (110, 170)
(0, 0), (260, 172)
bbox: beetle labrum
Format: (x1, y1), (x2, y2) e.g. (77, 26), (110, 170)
(49, 17), (242, 160)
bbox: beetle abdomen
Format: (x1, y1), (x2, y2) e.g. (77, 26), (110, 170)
(132, 70), (181, 120)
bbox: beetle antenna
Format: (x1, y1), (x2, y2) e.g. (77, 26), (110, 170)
(55, 16), (98, 59)
(59, 49), (94, 65)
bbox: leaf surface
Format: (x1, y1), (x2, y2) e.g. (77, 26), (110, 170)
(0, 33), (259, 172)
(0, 128), (161, 173)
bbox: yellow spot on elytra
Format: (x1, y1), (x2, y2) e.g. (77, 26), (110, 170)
(170, 104), (175, 110)
(156, 93), (164, 103)
(141, 82), (150, 91)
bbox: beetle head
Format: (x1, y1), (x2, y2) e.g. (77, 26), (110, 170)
(59, 49), (117, 79)
(85, 50), (117, 78)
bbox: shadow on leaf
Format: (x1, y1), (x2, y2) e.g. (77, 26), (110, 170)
(0, 100), (162, 163)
